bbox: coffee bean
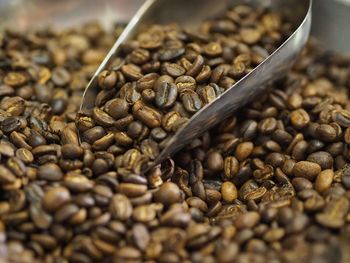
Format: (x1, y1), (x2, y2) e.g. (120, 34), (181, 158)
(130, 48), (150, 65)
(104, 98), (129, 120)
(1, 4), (348, 263)
(1, 117), (22, 133)
(121, 64), (143, 81)
(136, 73), (159, 91)
(235, 211), (260, 229)
(117, 183), (147, 198)
(159, 48), (185, 61)
(37, 163), (63, 181)
(316, 124), (337, 142)
(175, 75), (196, 92)
(109, 194), (133, 221)
(290, 109), (310, 129)
(221, 182), (238, 204)
(235, 142), (254, 161)
(306, 151), (334, 170)
(206, 151), (224, 172)
(132, 101), (162, 128)
(239, 28), (262, 44)
(293, 161), (321, 180)
(315, 169), (334, 193)
(332, 109), (350, 127)
(51, 67), (70, 86)
(316, 196), (349, 229)
(154, 182), (182, 206)
(180, 90), (202, 113)
(155, 82), (178, 109)
(43, 187), (71, 212)
(61, 144), (84, 159)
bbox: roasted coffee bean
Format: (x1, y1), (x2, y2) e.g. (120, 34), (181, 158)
(306, 151), (334, 170)
(42, 187), (71, 212)
(175, 75), (196, 92)
(109, 194), (133, 221)
(293, 161), (321, 180)
(221, 182), (238, 204)
(104, 98), (129, 120)
(132, 101), (162, 128)
(290, 109), (310, 129)
(154, 182), (182, 206)
(180, 90), (203, 113)
(315, 169), (334, 193)
(38, 163), (63, 181)
(315, 124), (337, 142)
(136, 73), (159, 91)
(1, 4), (349, 263)
(155, 82), (178, 109)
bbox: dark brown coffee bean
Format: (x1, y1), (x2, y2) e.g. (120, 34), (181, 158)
(164, 63), (186, 77)
(61, 144), (84, 159)
(315, 124), (337, 142)
(132, 101), (162, 128)
(306, 151), (334, 170)
(155, 82), (178, 109)
(82, 126), (106, 144)
(162, 111), (183, 132)
(121, 64), (143, 80)
(180, 90), (202, 113)
(150, 127), (168, 141)
(1, 117), (22, 133)
(136, 73), (159, 91)
(54, 203), (79, 223)
(292, 177), (313, 192)
(30, 203), (52, 230)
(38, 163), (63, 181)
(258, 117), (277, 134)
(332, 109), (350, 127)
(104, 98), (129, 120)
(141, 89), (156, 103)
(92, 107), (115, 127)
(206, 151), (224, 172)
(153, 182), (182, 207)
(159, 48), (185, 61)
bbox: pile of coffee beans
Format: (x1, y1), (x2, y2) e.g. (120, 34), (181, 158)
(77, 4), (293, 167)
(0, 4), (350, 263)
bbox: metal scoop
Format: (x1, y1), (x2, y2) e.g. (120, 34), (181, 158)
(80, 0), (312, 166)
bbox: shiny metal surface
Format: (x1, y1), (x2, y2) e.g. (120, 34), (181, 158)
(80, 0), (312, 167)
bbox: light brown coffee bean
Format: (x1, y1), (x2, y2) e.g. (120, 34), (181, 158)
(293, 161), (321, 180)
